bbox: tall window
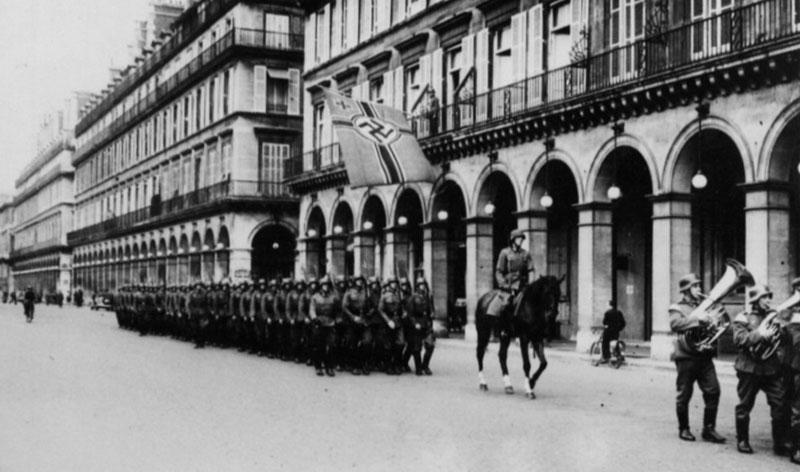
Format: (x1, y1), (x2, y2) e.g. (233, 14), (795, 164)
(445, 46), (463, 105)
(313, 103), (326, 149)
(260, 142), (289, 192)
(221, 135), (232, 180)
(609, 0), (645, 78)
(265, 13), (290, 48)
(208, 78), (216, 123)
(195, 88), (203, 130)
(369, 77), (384, 103)
(208, 141), (220, 184)
(691, 0), (732, 56)
(172, 104), (179, 143)
(183, 96), (191, 137)
(267, 70), (289, 113)
(491, 23), (513, 89)
(222, 70), (230, 116)
(341, 0), (348, 49)
(404, 64), (420, 112)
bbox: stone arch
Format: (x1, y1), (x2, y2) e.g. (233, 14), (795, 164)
(306, 205), (327, 238)
(428, 172), (471, 219)
(759, 98), (800, 180)
(247, 218), (298, 247)
(217, 226), (230, 249)
(470, 162), (522, 217)
(203, 228), (215, 251)
(523, 148), (585, 208)
(587, 133), (660, 201)
(663, 115), (754, 192)
(387, 184), (427, 225)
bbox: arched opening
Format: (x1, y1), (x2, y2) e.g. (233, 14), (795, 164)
(531, 159), (579, 339)
(594, 145), (653, 340)
(305, 207), (327, 278)
(148, 240), (157, 285)
(124, 245), (132, 286)
(673, 129), (746, 296)
(431, 180), (467, 331)
(476, 171), (518, 288)
(216, 226), (230, 281)
(766, 114), (800, 295)
(393, 189), (424, 279)
(179, 235), (190, 284)
(190, 232), (202, 283)
(360, 195), (387, 277)
(202, 229), (215, 283)
(251, 224), (296, 281)
(168, 237), (178, 286)
(158, 239), (167, 286)
(131, 245), (140, 286)
(331, 202), (355, 277)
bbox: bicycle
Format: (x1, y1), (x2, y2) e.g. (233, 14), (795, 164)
(589, 328), (626, 368)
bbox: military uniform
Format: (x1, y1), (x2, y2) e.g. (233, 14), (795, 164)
(274, 279), (292, 359)
(341, 277), (371, 375)
(379, 279), (406, 375)
(286, 281), (304, 362)
(669, 273), (724, 443)
(189, 284), (209, 348)
(785, 286), (800, 463)
(262, 280), (278, 357)
(733, 284), (788, 454)
(310, 278), (340, 376)
(405, 278), (435, 375)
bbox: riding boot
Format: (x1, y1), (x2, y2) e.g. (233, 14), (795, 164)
(413, 351), (423, 375)
(774, 419), (791, 456)
(421, 345), (434, 375)
(701, 408), (725, 443)
(792, 434), (800, 464)
(677, 406), (695, 441)
(737, 417), (753, 454)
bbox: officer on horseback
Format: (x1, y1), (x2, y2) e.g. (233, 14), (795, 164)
(495, 229), (534, 294)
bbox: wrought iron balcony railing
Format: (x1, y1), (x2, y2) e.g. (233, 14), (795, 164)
(284, 143), (343, 180)
(68, 178), (295, 245)
(74, 27), (302, 162)
(411, 0), (800, 139)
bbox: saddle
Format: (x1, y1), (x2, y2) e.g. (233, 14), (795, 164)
(485, 290), (522, 317)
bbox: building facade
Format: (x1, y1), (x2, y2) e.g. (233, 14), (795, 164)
(68, 0), (304, 293)
(0, 198), (14, 295)
(11, 93), (87, 297)
(290, 0), (800, 359)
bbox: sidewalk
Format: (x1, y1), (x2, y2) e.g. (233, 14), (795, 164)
(439, 336), (738, 379)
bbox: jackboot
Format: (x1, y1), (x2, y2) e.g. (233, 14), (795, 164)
(701, 408), (725, 443)
(737, 417), (753, 454)
(421, 345), (434, 375)
(677, 406), (695, 441)
(774, 420), (792, 457)
(413, 351), (423, 376)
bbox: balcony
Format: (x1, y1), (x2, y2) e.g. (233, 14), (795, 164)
(75, 0), (302, 135)
(73, 27), (303, 165)
(67, 179), (297, 246)
(412, 0), (800, 142)
(284, 143), (346, 192)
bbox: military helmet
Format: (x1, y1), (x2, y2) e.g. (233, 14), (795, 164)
(319, 276), (332, 289)
(678, 273), (701, 293)
(748, 284), (773, 303)
(399, 277), (410, 287)
(367, 276), (380, 288)
(295, 279), (307, 290)
(509, 229), (525, 243)
(415, 276), (427, 288)
(281, 277), (292, 288)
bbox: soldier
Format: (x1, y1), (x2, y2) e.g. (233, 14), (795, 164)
(250, 279), (266, 355)
(362, 276), (385, 373)
(733, 284), (788, 455)
(155, 285), (166, 335)
(669, 273), (725, 443)
(298, 278), (318, 365)
(341, 275), (371, 375)
(216, 280), (231, 347)
(495, 229), (535, 327)
(334, 275), (348, 299)
(180, 285), (193, 341)
(286, 280), (305, 363)
(228, 282), (242, 348)
(262, 279), (278, 357)
(237, 281), (253, 352)
(190, 283), (209, 348)
(379, 277), (405, 375)
(406, 276), (435, 376)
(274, 278), (293, 360)
(134, 285), (146, 336)
(399, 278), (414, 372)
(783, 277), (800, 465)
(310, 276), (340, 376)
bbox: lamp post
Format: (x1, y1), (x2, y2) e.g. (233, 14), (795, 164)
(540, 137), (555, 209)
(608, 122), (625, 201)
(692, 103), (710, 190)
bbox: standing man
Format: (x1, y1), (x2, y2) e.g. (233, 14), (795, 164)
(310, 276), (340, 377)
(23, 286), (35, 323)
(379, 277), (405, 375)
(286, 280), (304, 363)
(669, 273), (725, 443)
(341, 276), (370, 375)
(782, 277), (800, 464)
(405, 277), (435, 375)
(733, 284), (788, 455)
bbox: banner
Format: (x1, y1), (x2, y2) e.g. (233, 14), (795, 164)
(323, 88), (436, 188)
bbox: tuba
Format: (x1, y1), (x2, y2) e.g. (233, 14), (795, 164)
(749, 289), (800, 360)
(680, 259), (755, 354)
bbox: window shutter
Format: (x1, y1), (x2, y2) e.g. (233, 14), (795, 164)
(526, 5), (544, 107)
(253, 65), (267, 112)
(362, 0), (373, 41)
(376, 0), (389, 32)
(288, 68), (301, 115)
(382, 70), (394, 106)
(306, 12), (316, 69)
(571, 0), (587, 92)
(394, 0), (406, 25)
(393, 66), (404, 110)
(430, 48), (443, 104)
(475, 28), (490, 122)
(346, 0), (359, 49)
(330, 2), (341, 57)
(321, 5), (331, 62)
(511, 12), (527, 82)
(461, 33), (475, 71)
(415, 52), (431, 109)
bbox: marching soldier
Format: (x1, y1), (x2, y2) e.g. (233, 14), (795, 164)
(341, 275), (371, 375)
(379, 277), (405, 375)
(783, 277), (800, 465)
(250, 279), (266, 355)
(733, 284), (788, 455)
(262, 279), (278, 357)
(669, 273), (725, 443)
(309, 276), (340, 376)
(237, 281), (253, 352)
(406, 276), (435, 375)
(298, 278), (318, 365)
(274, 278), (293, 359)
(285, 280), (304, 363)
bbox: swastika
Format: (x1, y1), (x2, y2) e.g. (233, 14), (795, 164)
(352, 116), (400, 146)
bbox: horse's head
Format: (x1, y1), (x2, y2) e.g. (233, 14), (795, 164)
(519, 274), (564, 324)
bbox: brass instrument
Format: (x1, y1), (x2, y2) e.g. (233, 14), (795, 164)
(749, 289), (799, 360)
(680, 259), (755, 355)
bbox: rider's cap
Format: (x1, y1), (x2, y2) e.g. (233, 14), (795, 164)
(678, 274), (701, 293)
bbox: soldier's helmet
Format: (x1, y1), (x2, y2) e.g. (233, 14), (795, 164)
(385, 276), (399, 288)
(415, 276), (428, 289)
(221, 278), (231, 289)
(319, 276), (333, 290)
(269, 278), (279, 288)
(295, 279), (307, 290)
(281, 277), (292, 289)
(308, 278), (319, 290)
(367, 276), (380, 289)
(509, 229), (525, 244)
(353, 275), (366, 287)
(399, 277), (410, 289)
(748, 284), (773, 303)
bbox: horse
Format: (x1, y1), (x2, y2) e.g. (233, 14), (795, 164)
(475, 275), (563, 399)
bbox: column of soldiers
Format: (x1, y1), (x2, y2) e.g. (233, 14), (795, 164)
(110, 274), (435, 378)
(669, 272), (800, 465)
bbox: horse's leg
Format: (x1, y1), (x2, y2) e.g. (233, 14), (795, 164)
(519, 334), (533, 398)
(528, 341), (549, 399)
(476, 316), (491, 391)
(498, 332), (513, 394)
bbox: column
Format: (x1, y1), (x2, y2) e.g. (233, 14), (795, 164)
(326, 234), (347, 277)
(465, 216), (493, 341)
(516, 210), (548, 274)
(742, 181), (793, 303)
(351, 231), (372, 277)
(383, 227), (409, 279)
(574, 203), (613, 352)
(649, 193), (693, 360)
(423, 221), (449, 336)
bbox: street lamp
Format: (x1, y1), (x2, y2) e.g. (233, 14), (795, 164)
(540, 193), (554, 208)
(691, 170), (708, 190)
(363, 220), (374, 231)
(692, 103), (710, 190)
(483, 202), (496, 215)
(607, 185), (622, 201)
(397, 216), (408, 226)
(307, 229), (318, 238)
(333, 225), (344, 235)
(272, 242), (279, 250)
(437, 210), (448, 221)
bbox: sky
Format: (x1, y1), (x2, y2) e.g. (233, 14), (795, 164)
(0, 0), (154, 196)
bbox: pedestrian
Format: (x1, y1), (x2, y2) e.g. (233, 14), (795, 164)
(733, 284), (788, 455)
(596, 300), (626, 365)
(23, 286), (35, 323)
(669, 273), (725, 443)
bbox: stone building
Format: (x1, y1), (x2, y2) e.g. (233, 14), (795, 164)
(69, 0), (304, 294)
(11, 93), (88, 298)
(0, 197), (14, 295)
(289, 0), (800, 359)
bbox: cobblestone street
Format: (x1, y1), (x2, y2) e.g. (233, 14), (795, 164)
(0, 303), (794, 472)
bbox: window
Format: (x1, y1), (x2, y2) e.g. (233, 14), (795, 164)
(404, 64), (420, 112)
(183, 96), (191, 136)
(208, 141), (220, 184)
(609, 0), (645, 78)
(445, 46), (462, 105)
(222, 70), (230, 116)
(195, 88), (203, 130)
(208, 78), (216, 123)
(341, 0), (348, 49)
(172, 104), (179, 143)
(369, 77), (384, 103)
(260, 142), (289, 189)
(221, 135), (232, 179)
(267, 70), (289, 113)
(266, 13), (290, 48)
(691, 0), (732, 56)
(492, 23), (513, 88)
(313, 103), (326, 149)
